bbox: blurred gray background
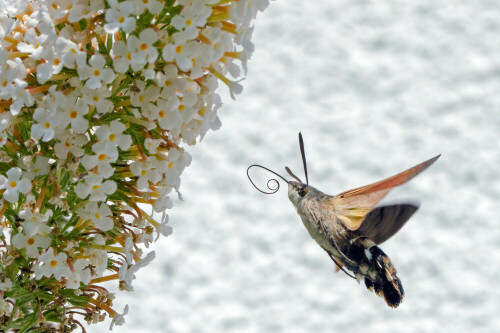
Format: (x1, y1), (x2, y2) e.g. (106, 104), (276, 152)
(92, 0), (500, 332)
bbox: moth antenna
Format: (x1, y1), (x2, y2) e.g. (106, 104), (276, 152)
(298, 132), (309, 186)
(285, 166), (303, 183)
(247, 164), (289, 195)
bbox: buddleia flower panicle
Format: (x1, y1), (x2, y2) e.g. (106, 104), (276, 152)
(0, 0), (268, 330)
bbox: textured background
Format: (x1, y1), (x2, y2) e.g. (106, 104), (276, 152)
(91, 1), (500, 332)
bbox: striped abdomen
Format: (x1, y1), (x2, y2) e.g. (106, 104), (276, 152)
(342, 236), (404, 308)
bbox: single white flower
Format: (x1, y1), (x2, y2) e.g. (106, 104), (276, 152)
(36, 49), (64, 84)
(111, 40), (132, 73)
(19, 208), (53, 236)
(162, 41), (198, 71)
(12, 231), (51, 258)
(146, 98), (182, 130)
(54, 132), (87, 159)
(104, 0), (136, 34)
(60, 97), (89, 134)
(144, 138), (162, 154)
(124, 236), (134, 264)
(35, 248), (72, 280)
(55, 36), (82, 69)
(171, 5), (211, 44)
(41, 85), (67, 113)
(78, 202), (114, 231)
(0, 277), (12, 292)
(118, 251), (155, 291)
(153, 185), (174, 213)
(9, 78), (34, 116)
(130, 157), (161, 190)
(152, 214), (172, 240)
(31, 156), (51, 177)
(110, 305), (129, 330)
(75, 175), (117, 201)
(176, 90), (198, 122)
(81, 85), (113, 113)
(129, 81), (160, 108)
(0, 167), (31, 203)
(77, 54), (114, 89)
(95, 120), (132, 152)
(65, 259), (92, 289)
(16, 28), (49, 60)
(84, 235), (108, 277)
(126, 28), (158, 70)
(155, 64), (190, 97)
(31, 108), (61, 142)
(81, 142), (118, 178)
(158, 149), (192, 188)
(134, 0), (162, 15)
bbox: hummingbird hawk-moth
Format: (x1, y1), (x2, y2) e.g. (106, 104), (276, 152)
(247, 133), (439, 308)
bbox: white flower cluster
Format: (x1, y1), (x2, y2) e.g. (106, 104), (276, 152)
(0, 0), (268, 330)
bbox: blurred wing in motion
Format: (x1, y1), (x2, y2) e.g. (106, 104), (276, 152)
(330, 155), (440, 230)
(358, 203), (419, 244)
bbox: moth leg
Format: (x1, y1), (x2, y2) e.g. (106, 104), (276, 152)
(320, 246), (356, 280)
(319, 222), (357, 267)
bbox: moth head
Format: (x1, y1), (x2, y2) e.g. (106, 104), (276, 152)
(287, 181), (309, 205)
(247, 132), (310, 205)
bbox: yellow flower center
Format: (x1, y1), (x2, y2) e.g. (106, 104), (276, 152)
(158, 110), (165, 118)
(164, 80), (171, 87)
(93, 95), (99, 102)
(127, 53), (132, 61)
(178, 105), (185, 111)
(95, 213), (101, 219)
(98, 154), (106, 161)
(50, 260), (58, 267)
(27, 237), (35, 246)
(109, 134), (116, 141)
(118, 16), (125, 24)
(176, 45), (183, 54)
(69, 110), (78, 118)
(44, 122), (51, 129)
(54, 58), (60, 65)
(141, 170), (147, 176)
(92, 185), (100, 190)
(186, 19), (192, 26)
(168, 162), (173, 168)
(93, 69), (100, 77)
(10, 181), (17, 188)
(140, 43), (148, 51)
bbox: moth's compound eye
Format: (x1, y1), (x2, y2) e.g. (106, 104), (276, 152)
(298, 186), (308, 197)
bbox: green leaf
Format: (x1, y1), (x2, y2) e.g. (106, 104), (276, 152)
(18, 304), (38, 333)
(59, 289), (91, 307)
(78, 18), (88, 30)
(15, 292), (35, 307)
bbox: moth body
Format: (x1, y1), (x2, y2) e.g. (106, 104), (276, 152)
(288, 181), (404, 308)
